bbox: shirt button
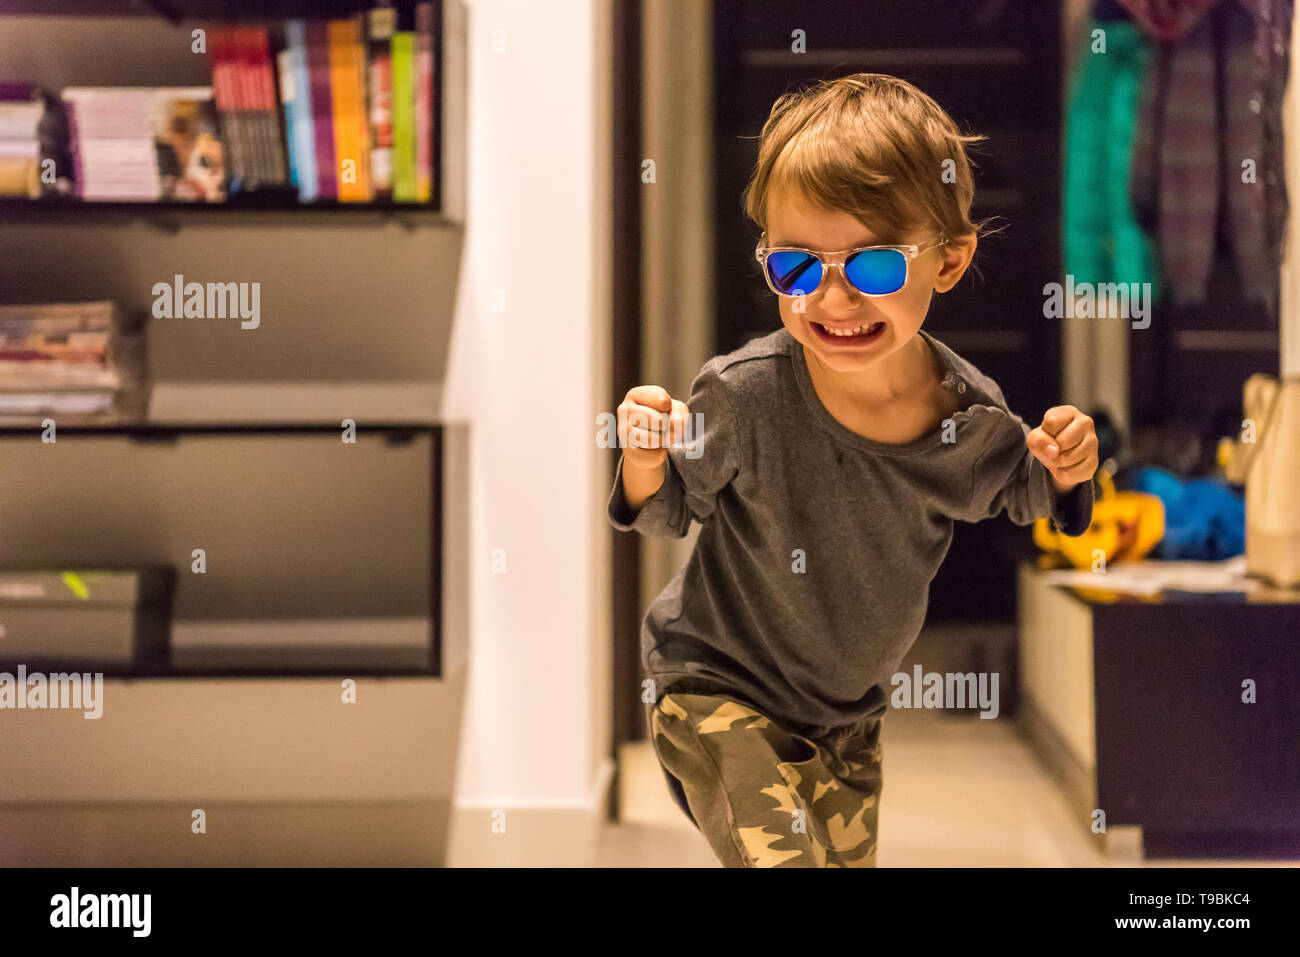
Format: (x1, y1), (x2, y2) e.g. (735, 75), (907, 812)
(1249, 98), (1262, 113)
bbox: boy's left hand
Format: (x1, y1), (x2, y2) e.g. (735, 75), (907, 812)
(1026, 405), (1098, 494)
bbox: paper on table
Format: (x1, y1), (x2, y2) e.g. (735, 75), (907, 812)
(1038, 555), (1259, 595)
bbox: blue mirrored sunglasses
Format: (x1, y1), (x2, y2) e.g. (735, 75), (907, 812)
(754, 233), (948, 297)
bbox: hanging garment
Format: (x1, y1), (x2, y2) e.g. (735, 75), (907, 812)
(1093, 0), (1136, 22)
(1064, 16), (1162, 296)
(1117, 0), (1221, 39)
(1128, 0), (1293, 316)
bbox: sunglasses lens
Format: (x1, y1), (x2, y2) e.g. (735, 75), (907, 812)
(845, 248), (907, 295)
(765, 250), (823, 296)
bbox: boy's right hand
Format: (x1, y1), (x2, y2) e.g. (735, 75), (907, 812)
(617, 385), (690, 470)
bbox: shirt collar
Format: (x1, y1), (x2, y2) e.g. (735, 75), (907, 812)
(916, 328), (997, 407)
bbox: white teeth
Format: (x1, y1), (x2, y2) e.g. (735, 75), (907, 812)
(822, 322), (875, 337)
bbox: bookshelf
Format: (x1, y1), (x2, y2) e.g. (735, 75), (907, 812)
(0, 0), (469, 678)
(0, 0), (470, 868)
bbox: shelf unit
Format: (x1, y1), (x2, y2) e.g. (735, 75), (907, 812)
(0, 0), (468, 675)
(0, 1), (471, 866)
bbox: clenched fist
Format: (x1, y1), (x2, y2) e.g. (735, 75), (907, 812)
(1026, 405), (1098, 494)
(617, 385), (691, 471)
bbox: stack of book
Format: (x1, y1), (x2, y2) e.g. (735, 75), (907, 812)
(0, 83), (43, 199)
(0, 302), (125, 417)
(63, 87), (226, 202)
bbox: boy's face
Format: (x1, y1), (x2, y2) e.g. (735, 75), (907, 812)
(766, 191), (972, 377)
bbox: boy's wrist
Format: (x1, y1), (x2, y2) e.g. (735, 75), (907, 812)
(1050, 475), (1078, 495)
(624, 454), (666, 472)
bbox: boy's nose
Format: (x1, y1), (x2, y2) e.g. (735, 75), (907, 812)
(818, 264), (860, 307)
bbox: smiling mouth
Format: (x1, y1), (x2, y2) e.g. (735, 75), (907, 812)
(811, 320), (886, 344)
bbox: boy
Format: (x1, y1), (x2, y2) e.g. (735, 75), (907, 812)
(606, 73), (1097, 867)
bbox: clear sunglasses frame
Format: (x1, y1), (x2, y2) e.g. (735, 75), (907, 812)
(754, 231), (949, 298)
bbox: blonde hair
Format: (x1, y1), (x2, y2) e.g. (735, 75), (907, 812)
(741, 73), (997, 247)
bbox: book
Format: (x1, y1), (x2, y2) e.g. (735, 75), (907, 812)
(367, 5), (396, 199)
(247, 26), (288, 185)
(0, 392), (115, 416)
(208, 27), (248, 189)
(415, 1), (435, 203)
(150, 94), (224, 201)
(306, 20), (337, 199)
(390, 31), (416, 203)
(0, 99), (43, 140)
(284, 20), (318, 201)
(327, 17), (371, 201)
(1, 82), (45, 197)
(276, 48), (299, 194)
(0, 144), (40, 198)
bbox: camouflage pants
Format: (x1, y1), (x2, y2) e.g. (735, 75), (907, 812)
(650, 690), (884, 867)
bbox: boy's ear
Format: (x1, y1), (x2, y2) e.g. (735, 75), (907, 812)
(933, 231), (977, 294)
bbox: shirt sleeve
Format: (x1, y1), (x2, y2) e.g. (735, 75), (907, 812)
(968, 408), (1095, 537)
(606, 361), (742, 538)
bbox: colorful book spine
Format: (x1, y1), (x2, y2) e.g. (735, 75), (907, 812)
(284, 20), (318, 201)
(390, 31), (416, 203)
(367, 5), (396, 200)
(276, 48), (299, 193)
(306, 20), (337, 199)
(230, 27), (266, 184)
(415, 1), (435, 203)
(327, 18), (370, 202)
(349, 14), (373, 200)
(208, 27), (248, 189)
(249, 26), (287, 184)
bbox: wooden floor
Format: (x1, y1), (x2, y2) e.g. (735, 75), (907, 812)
(597, 704), (1299, 868)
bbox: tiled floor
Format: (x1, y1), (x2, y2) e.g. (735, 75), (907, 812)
(596, 705), (1298, 868)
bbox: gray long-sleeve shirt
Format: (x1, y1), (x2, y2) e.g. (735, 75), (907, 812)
(608, 327), (1094, 738)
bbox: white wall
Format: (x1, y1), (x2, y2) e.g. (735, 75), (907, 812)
(440, 0), (613, 863)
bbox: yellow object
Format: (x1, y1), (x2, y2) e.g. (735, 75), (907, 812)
(1033, 469), (1165, 570)
(61, 571), (90, 600)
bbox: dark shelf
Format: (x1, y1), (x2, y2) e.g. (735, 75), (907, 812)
(0, 658), (440, 679)
(0, 421), (440, 436)
(0, 198), (455, 226)
(0, 1), (419, 19)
